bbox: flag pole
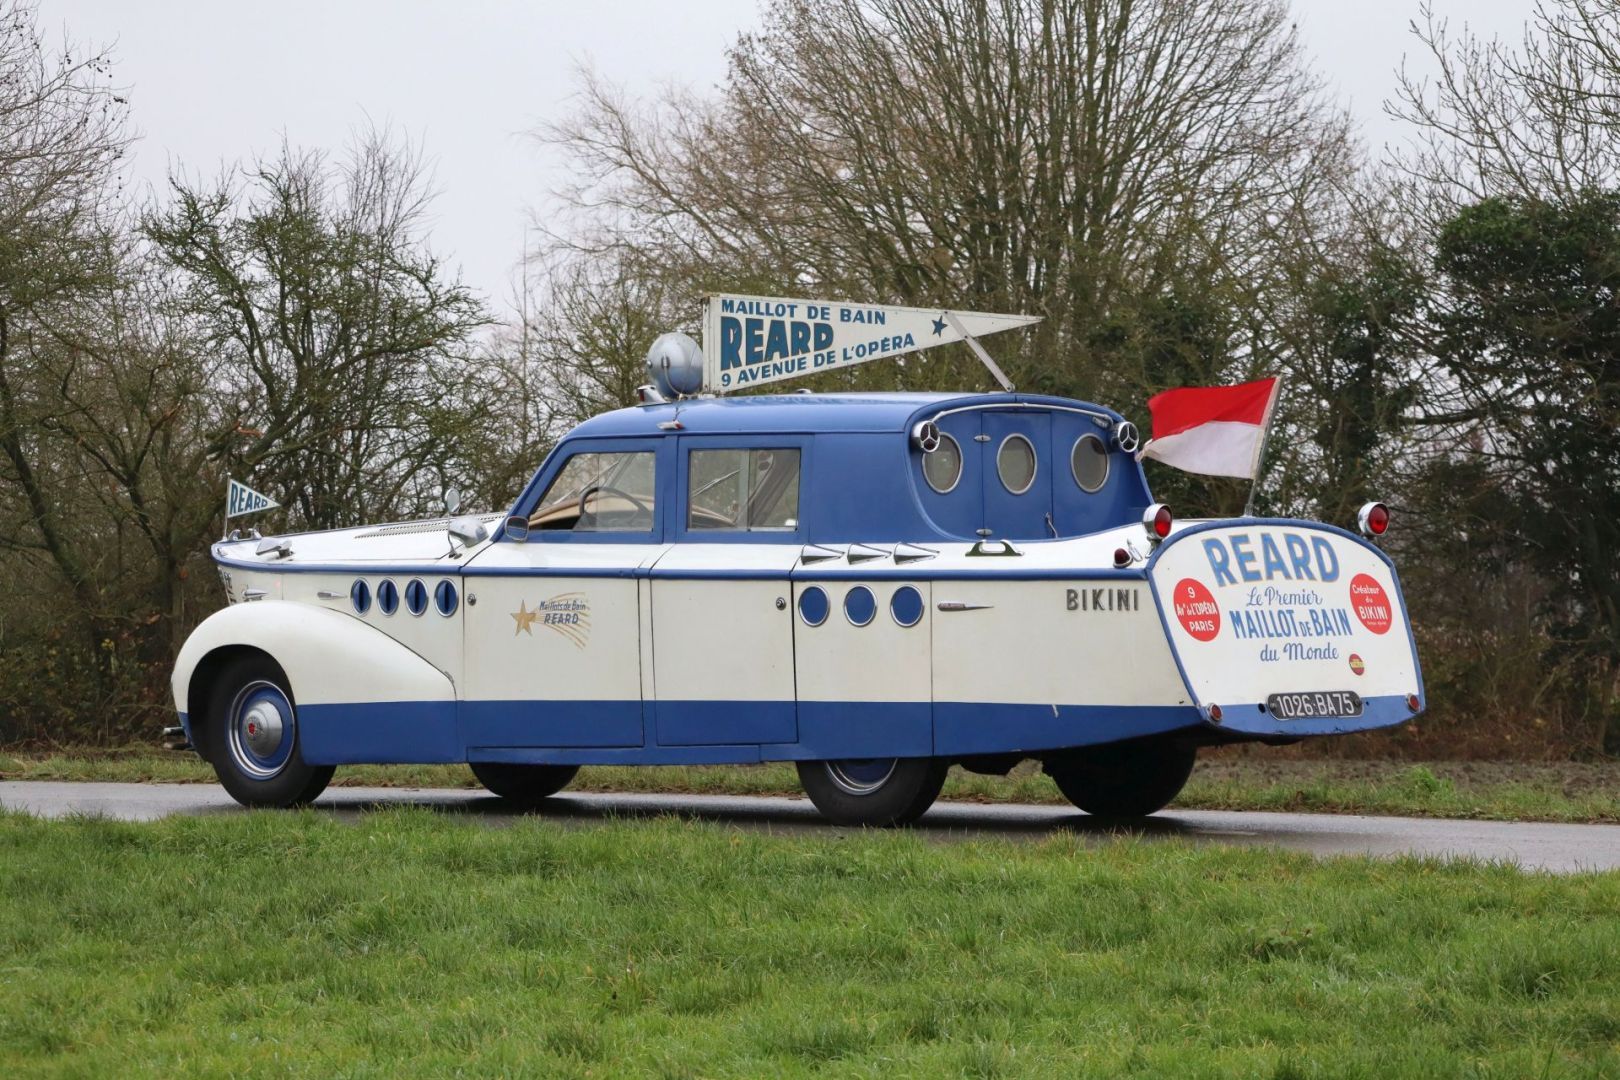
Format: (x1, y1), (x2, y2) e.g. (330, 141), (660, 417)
(942, 311), (1015, 393)
(1242, 377), (1283, 518)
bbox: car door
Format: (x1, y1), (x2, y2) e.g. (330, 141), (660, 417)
(648, 440), (804, 746)
(981, 411), (1053, 540)
(459, 438), (669, 749)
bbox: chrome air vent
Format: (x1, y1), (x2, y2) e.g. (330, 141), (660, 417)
(356, 514), (501, 539)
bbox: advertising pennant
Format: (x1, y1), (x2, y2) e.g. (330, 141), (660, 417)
(226, 479), (280, 519)
(701, 294), (1039, 393)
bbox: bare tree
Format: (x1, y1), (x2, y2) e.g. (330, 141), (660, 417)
(540, 0), (1353, 406)
(145, 132), (491, 530)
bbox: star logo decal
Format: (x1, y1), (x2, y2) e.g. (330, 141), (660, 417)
(931, 315), (948, 337)
(511, 600), (538, 636)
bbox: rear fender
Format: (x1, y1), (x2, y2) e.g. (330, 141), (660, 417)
(172, 601), (459, 764)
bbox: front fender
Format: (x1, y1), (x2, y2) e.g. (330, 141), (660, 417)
(172, 602), (462, 764)
(173, 601), (456, 714)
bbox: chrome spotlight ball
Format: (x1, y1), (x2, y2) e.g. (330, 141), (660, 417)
(646, 332), (705, 398)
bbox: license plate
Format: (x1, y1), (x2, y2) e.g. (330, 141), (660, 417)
(1266, 690), (1363, 720)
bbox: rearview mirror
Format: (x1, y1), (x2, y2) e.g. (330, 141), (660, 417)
(504, 515), (530, 543)
(445, 487), (462, 516)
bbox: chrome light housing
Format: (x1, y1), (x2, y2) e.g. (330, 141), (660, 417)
(911, 419), (942, 453)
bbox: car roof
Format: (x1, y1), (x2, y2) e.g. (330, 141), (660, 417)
(566, 392), (1122, 439)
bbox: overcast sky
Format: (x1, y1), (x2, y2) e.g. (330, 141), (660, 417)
(50, 0), (1536, 314)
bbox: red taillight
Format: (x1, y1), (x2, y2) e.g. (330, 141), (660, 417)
(1143, 503), (1172, 540)
(1357, 501), (1389, 537)
(1406, 693), (1421, 713)
(1113, 547), (1130, 568)
(1207, 703), (1224, 723)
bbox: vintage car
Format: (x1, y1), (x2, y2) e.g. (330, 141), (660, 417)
(172, 388), (1424, 826)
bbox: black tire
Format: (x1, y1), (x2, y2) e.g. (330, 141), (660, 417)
(205, 654), (334, 808)
(795, 757), (948, 827)
(1045, 739), (1197, 817)
(470, 762), (580, 804)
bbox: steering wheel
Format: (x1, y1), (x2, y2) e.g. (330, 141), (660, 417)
(577, 484), (651, 528)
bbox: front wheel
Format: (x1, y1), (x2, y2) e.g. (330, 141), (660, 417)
(206, 655), (334, 808)
(1045, 740), (1197, 817)
(470, 762), (580, 804)
(795, 757), (948, 827)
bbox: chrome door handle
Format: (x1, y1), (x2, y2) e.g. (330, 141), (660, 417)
(937, 601), (993, 612)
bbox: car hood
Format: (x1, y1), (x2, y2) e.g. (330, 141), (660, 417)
(211, 513), (504, 570)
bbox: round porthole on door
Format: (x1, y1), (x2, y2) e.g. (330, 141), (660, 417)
(844, 585), (876, 627)
(996, 433), (1037, 495)
(1071, 433), (1110, 493)
(798, 585), (830, 627)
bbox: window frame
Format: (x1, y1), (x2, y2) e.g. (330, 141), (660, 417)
(920, 431), (964, 494)
(673, 434), (811, 544)
(995, 432), (1038, 496)
(501, 436), (671, 545)
(1070, 432), (1110, 494)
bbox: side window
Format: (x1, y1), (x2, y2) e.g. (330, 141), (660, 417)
(688, 448), (801, 530)
(529, 451), (656, 532)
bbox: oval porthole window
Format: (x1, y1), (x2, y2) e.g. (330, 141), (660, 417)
(890, 585), (924, 628)
(377, 579), (399, 616)
(404, 578), (428, 616)
(844, 585), (877, 627)
(434, 580), (458, 617)
(1071, 433), (1110, 493)
(350, 579), (371, 616)
(997, 433), (1037, 494)
(922, 432), (963, 494)
(798, 585), (830, 627)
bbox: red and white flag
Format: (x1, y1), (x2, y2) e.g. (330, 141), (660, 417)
(1140, 377), (1281, 479)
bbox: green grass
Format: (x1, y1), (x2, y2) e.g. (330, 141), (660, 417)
(0, 809), (1616, 1077)
(6, 749), (1620, 822)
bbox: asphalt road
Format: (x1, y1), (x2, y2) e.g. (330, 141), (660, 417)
(5, 780), (1620, 873)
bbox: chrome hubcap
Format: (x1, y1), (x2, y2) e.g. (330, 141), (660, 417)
(227, 680), (294, 780)
(825, 758), (898, 796)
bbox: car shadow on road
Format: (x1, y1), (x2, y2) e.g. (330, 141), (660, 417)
(300, 789), (1201, 841)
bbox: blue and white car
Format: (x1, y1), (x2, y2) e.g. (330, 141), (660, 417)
(173, 390), (1423, 825)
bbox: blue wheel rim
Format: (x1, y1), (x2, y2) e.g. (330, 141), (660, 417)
(226, 681), (295, 780)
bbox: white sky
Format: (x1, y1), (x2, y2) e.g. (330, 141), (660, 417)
(50, 0), (1536, 314)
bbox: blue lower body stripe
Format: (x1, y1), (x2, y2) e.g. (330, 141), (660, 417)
(259, 696), (1412, 768)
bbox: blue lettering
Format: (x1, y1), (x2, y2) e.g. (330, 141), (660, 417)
(1231, 535), (1261, 582)
(1261, 534), (1289, 579)
(1285, 533), (1314, 580)
(764, 319), (789, 362)
(789, 321), (810, 354)
(1311, 536), (1341, 582)
(744, 318), (765, 367)
(1202, 538), (1237, 586)
(813, 322), (833, 351)
(720, 317), (742, 370)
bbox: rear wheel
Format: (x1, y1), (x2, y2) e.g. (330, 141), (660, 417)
(206, 655), (334, 808)
(470, 762), (580, 804)
(1045, 739), (1196, 817)
(795, 757), (948, 827)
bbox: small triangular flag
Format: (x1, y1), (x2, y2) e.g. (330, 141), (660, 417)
(226, 479), (280, 519)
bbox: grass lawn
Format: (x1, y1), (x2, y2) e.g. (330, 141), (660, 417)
(1, 809), (1618, 1077)
(6, 748), (1620, 823)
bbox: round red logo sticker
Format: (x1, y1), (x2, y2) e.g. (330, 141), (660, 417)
(1171, 579), (1221, 642)
(1348, 653), (1365, 676)
(1349, 573), (1393, 635)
